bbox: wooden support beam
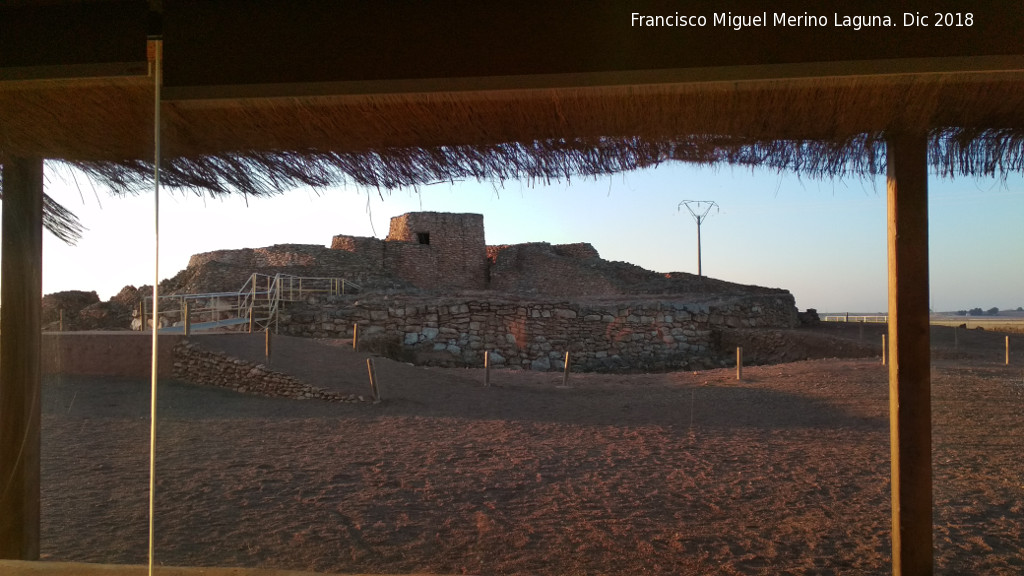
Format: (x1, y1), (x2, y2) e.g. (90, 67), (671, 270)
(886, 132), (932, 576)
(0, 156), (43, 560)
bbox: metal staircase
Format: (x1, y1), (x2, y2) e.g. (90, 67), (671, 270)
(142, 273), (361, 334)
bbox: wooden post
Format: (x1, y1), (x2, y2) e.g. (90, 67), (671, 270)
(265, 329), (271, 362)
(736, 347), (743, 380)
(882, 334), (887, 366)
(0, 155), (43, 560)
(1007, 336), (1011, 366)
(484, 351), (490, 387)
(352, 323), (358, 351)
(366, 358), (380, 401)
(183, 301), (191, 337)
(248, 307), (254, 334)
(886, 132), (932, 576)
(562, 351), (570, 386)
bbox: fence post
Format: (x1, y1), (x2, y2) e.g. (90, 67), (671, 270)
(352, 323), (358, 351)
(882, 334), (887, 366)
(562, 351), (570, 386)
(265, 330), (271, 363)
(736, 347), (743, 380)
(367, 358), (380, 401)
(183, 301), (190, 337)
(484, 351), (490, 388)
(1007, 336), (1011, 366)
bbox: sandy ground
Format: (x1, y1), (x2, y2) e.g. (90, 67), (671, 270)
(39, 326), (1024, 575)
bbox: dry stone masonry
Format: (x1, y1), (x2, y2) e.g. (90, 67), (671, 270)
(159, 211), (801, 372)
(280, 293), (797, 372)
(172, 340), (372, 403)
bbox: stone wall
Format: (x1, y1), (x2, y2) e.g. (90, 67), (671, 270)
(488, 242), (619, 296)
(172, 340), (372, 403)
(278, 293), (798, 372)
(384, 212), (487, 290)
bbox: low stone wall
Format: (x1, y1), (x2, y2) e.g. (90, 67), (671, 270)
(279, 293), (799, 372)
(172, 340), (372, 403)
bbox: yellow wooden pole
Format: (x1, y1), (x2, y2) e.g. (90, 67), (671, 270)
(736, 347), (743, 380)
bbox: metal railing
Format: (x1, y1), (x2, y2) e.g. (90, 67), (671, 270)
(822, 314), (888, 323)
(140, 273), (361, 333)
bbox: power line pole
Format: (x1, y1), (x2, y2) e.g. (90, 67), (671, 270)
(678, 200), (719, 278)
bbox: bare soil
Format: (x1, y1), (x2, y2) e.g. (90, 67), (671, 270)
(40, 325), (1024, 575)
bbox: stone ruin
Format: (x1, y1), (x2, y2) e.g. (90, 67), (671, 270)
(46, 211), (803, 372)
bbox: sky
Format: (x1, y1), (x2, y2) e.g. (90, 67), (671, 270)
(11, 161), (1024, 314)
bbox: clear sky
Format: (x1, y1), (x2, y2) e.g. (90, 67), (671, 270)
(15, 161), (1024, 314)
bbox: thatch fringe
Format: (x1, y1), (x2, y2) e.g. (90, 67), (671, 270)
(47, 128), (1024, 200)
(0, 179), (84, 245)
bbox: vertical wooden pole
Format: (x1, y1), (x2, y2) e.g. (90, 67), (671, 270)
(886, 132), (932, 576)
(183, 301), (190, 337)
(562, 352), (570, 386)
(484, 351), (491, 387)
(367, 358), (380, 400)
(352, 323), (358, 351)
(0, 155), (43, 560)
(265, 329), (271, 362)
(882, 334), (887, 366)
(736, 347), (743, 380)
(248, 308), (254, 334)
(1007, 336), (1010, 365)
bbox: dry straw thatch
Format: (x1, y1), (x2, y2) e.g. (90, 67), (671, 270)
(3, 70), (1024, 238)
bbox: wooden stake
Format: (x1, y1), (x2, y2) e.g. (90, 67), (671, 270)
(562, 351), (570, 386)
(1007, 336), (1011, 366)
(886, 131), (932, 575)
(352, 323), (358, 351)
(484, 351), (490, 387)
(882, 334), (887, 366)
(183, 301), (191, 337)
(265, 329), (271, 362)
(736, 347), (743, 380)
(367, 358), (380, 400)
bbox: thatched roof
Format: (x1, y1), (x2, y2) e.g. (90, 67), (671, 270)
(5, 70), (1024, 198)
(2, 2), (1024, 238)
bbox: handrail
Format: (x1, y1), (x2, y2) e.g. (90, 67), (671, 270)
(139, 272), (360, 333)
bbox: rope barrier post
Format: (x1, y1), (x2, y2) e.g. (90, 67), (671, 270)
(562, 351), (570, 386)
(183, 301), (190, 337)
(736, 347), (743, 380)
(1007, 336), (1011, 366)
(367, 358), (380, 401)
(265, 329), (272, 364)
(353, 323), (358, 351)
(484, 351), (491, 388)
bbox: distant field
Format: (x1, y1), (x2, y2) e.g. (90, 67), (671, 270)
(821, 313), (1024, 334)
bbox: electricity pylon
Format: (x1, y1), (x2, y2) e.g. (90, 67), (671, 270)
(678, 200), (719, 278)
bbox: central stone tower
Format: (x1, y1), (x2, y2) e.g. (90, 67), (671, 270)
(384, 212), (487, 291)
